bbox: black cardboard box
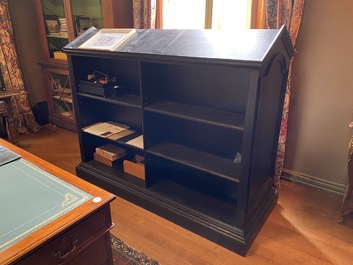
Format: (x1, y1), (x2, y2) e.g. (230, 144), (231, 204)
(79, 81), (114, 97)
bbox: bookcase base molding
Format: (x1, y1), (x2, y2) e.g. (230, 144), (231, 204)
(64, 26), (294, 256)
(76, 163), (278, 255)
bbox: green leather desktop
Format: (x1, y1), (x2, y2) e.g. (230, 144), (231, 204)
(0, 156), (92, 252)
(0, 139), (115, 265)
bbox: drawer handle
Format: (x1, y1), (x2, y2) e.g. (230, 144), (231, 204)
(52, 238), (79, 259)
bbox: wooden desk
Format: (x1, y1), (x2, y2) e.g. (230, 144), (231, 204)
(0, 91), (24, 145)
(0, 139), (115, 265)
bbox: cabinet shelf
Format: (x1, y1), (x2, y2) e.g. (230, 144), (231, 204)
(148, 179), (237, 225)
(147, 142), (241, 182)
(82, 130), (142, 152)
(59, 111), (74, 119)
(145, 101), (244, 131)
(53, 95), (72, 103)
(78, 92), (141, 108)
(82, 160), (146, 188)
(47, 33), (68, 39)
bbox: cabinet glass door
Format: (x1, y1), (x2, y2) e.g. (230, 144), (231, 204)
(71, 0), (103, 35)
(41, 0), (69, 60)
(48, 71), (74, 121)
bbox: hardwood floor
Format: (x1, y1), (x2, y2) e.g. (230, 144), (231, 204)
(16, 124), (353, 265)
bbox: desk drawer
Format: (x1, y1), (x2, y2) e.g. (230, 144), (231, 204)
(68, 233), (112, 265)
(16, 205), (113, 265)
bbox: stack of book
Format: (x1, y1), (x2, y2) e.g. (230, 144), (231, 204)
(94, 144), (126, 167)
(82, 121), (142, 147)
(59, 18), (67, 33)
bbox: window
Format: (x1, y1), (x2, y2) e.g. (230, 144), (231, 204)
(162, 0), (250, 30)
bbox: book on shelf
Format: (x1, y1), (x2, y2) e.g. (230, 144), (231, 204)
(53, 51), (67, 60)
(93, 152), (118, 167)
(126, 135), (144, 149)
(106, 129), (136, 141)
(82, 121), (129, 138)
(59, 17), (67, 32)
(95, 144), (126, 161)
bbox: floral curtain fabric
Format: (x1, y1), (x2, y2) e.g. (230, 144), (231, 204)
(0, 0), (40, 134)
(265, 0), (305, 188)
(132, 0), (157, 29)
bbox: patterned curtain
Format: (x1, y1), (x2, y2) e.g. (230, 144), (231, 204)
(264, 0), (305, 188)
(0, 0), (40, 134)
(132, 0), (157, 29)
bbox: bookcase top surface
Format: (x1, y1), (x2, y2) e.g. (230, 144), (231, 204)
(64, 26), (293, 65)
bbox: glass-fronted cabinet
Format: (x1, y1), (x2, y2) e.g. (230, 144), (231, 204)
(41, 0), (69, 61)
(36, 0), (105, 62)
(49, 71), (73, 120)
(71, 0), (104, 36)
(35, 0), (133, 63)
(34, 0), (133, 131)
(41, 64), (76, 131)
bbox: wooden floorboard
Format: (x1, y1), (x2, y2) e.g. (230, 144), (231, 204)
(15, 124), (353, 264)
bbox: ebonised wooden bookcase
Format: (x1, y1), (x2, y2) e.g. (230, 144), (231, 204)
(63, 26), (294, 255)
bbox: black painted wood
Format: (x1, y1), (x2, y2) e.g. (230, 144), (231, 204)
(64, 26), (294, 255)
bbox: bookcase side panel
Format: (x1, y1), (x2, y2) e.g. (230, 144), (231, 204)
(247, 54), (289, 212)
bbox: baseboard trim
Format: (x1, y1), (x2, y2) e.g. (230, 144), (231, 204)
(282, 169), (345, 196)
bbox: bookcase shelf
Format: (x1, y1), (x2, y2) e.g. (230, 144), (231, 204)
(47, 33), (68, 39)
(148, 179), (238, 225)
(64, 27), (294, 256)
(78, 92), (141, 108)
(83, 159), (146, 188)
(144, 101), (245, 130)
(147, 142), (241, 182)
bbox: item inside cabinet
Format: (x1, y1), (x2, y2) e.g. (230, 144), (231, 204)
(79, 81), (115, 97)
(125, 135), (144, 149)
(74, 16), (94, 35)
(79, 71), (120, 97)
(95, 144), (126, 161)
(82, 121), (129, 138)
(44, 15), (60, 34)
(123, 154), (145, 180)
(94, 152), (120, 167)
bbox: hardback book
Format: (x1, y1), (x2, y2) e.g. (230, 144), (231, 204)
(106, 129), (136, 141)
(93, 152), (119, 167)
(95, 144), (126, 161)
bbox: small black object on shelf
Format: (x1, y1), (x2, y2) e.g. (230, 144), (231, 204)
(80, 71), (122, 97)
(79, 80), (116, 97)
